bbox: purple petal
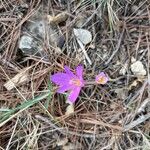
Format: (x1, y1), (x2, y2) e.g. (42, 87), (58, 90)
(95, 72), (108, 84)
(76, 65), (83, 80)
(68, 87), (81, 103)
(57, 84), (73, 93)
(64, 66), (76, 78)
(51, 73), (71, 85)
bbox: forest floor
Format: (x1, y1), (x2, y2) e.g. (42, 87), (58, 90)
(0, 0), (150, 149)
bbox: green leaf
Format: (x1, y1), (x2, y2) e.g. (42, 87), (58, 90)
(44, 81), (52, 110)
(0, 92), (50, 124)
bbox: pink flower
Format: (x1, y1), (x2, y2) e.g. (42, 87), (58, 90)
(51, 65), (84, 103)
(95, 72), (108, 84)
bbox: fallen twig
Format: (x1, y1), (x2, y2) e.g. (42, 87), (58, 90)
(123, 113), (150, 131)
(105, 27), (125, 65)
(77, 39), (92, 65)
(0, 54), (19, 72)
(137, 98), (150, 114)
(35, 115), (111, 138)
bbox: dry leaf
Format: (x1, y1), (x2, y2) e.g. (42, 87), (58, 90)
(128, 78), (144, 90)
(128, 80), (138, 90)
(4, 68), (29, 90)
(47, 11), (68, 24)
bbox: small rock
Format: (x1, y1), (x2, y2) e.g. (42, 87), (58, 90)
(19, 35), (43, 55)
(73, 28), (92, 45)
(18, 9), (66, 57)
(28, 20), (46, 39)
(131, 61), (146, 76)
(57, 35), (65, 49)
(19, 35), (33, 50)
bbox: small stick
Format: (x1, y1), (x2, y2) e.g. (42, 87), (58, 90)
(105, 27), (125, 65)
(137, 98), (150, 114)
(0, 54), (19, 72)
(35, 115), (110, 138)
(123, 113), (150, 132)
(77, 39), (92, 65)
(0, 18), (16, 22)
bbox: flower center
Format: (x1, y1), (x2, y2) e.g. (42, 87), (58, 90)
(96, 76), (106, 84)
(70, 78), (82, 87)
